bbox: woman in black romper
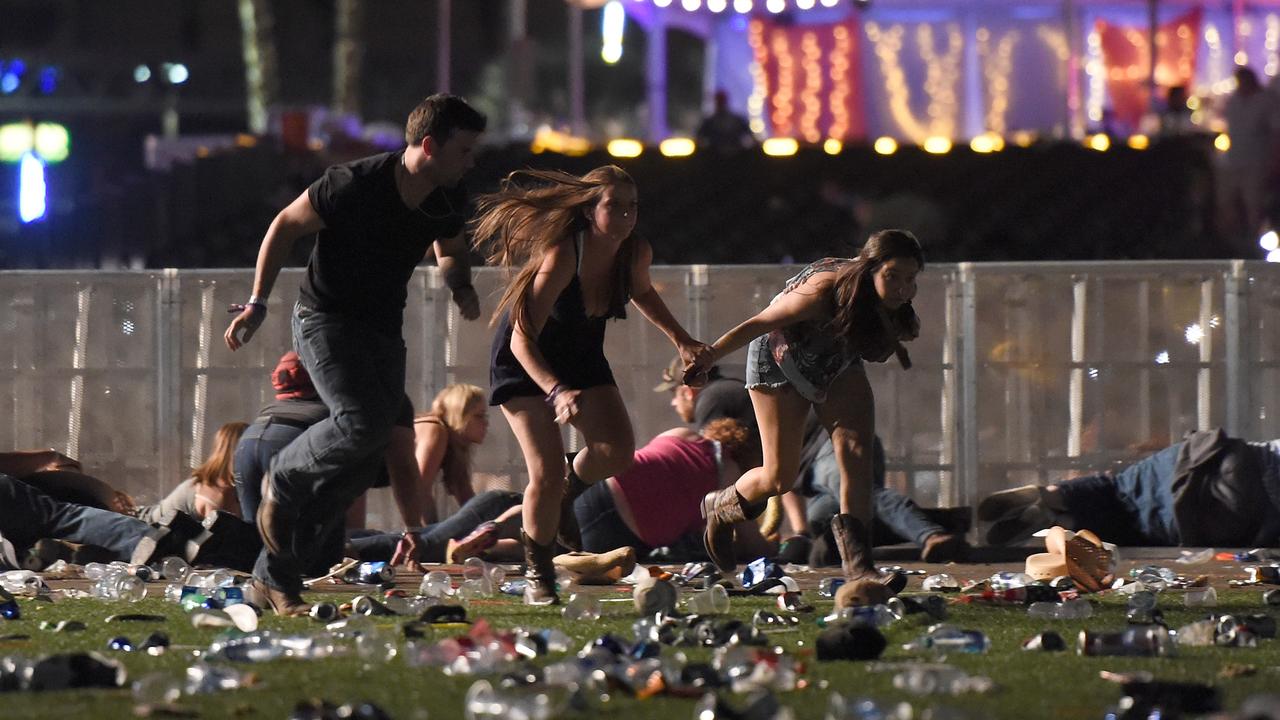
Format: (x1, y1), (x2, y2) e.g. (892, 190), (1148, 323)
(475, 166), (710, 605)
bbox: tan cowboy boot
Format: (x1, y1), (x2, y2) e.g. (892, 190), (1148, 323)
(830, 513), (906, 595)
(521, 529), (560, 606)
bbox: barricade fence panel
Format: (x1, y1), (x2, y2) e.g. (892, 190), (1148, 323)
(2, 261), (1276, 535)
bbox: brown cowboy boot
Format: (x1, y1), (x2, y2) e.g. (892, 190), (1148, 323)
(521, 529), (560, 606)
(556, 453), (586, 551)
(700, 486), (764, 573)
(248, 578), (311, 617)
(830, 513), (906, 595)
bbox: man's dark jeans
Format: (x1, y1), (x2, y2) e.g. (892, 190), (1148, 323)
(0, 474), (148, 568)
(254, 303), (407, 594)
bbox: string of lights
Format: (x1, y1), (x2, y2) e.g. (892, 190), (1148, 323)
(917, 23), (964, 137)
(799, 31), (824, 142)
(747, 20), (769, 135)
(1267, 14), (1280, 77)
(977, 27), (1019, 135)
(827, 24), (853, 139)
(769, 28), (796, 136)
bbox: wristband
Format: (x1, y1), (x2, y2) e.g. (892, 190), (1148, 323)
(247, 295), (267, 308)
(545, 383), (567, 407)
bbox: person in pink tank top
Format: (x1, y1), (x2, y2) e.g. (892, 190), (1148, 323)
(572, 419), (773, 559)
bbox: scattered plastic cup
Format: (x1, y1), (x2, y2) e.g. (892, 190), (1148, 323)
(686, 585), (730, 615)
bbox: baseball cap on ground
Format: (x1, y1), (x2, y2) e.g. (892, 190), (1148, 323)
(653, 356), (722, 392)
(272, 351), (316, 400)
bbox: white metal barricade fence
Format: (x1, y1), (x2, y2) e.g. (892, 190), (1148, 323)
(3, 261), (1278, 532)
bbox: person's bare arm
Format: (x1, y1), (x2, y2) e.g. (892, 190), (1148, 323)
(414, 422), (450, 525)
(688, 273), (832, 376)
(629, 240), (712, 368)
(385, 425), (425, 529)
(224, 191), (325, 351)
(433, 232), (480, 320)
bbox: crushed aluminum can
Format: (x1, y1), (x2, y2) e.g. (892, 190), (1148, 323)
(1247, 565), (1280, 584)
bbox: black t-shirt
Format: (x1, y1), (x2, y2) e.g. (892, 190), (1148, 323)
(299, 151), (468, 335)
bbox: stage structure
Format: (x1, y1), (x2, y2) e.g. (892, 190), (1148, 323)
(585, 0), (1280, 142)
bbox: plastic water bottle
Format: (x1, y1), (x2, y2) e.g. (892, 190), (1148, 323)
(905, 625), (990, 653)
(349, 561), (394, 585)
(1027, 598), (1092, 620)
(819, 604), (900, 628)
(1174, 619), (1217, 647)
(159, 556), (190, 581)
(0, 570), (42, 595)
(921, 573), (960, 592)
(463, 679), (563, 720)
(990, 571), (1035, 591)
(892, 665), (995, 695)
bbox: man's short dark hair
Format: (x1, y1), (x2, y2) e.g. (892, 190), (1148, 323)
(405, 94), (487, 147)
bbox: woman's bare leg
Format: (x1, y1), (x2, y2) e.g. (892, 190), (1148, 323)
(567, 386), (636, 482)
(814, 365), (877, 527)
(732, 386), (811, 503)
(501, 397), (565, 546)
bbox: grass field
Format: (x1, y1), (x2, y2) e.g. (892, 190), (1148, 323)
(3, 574), (1278, 719)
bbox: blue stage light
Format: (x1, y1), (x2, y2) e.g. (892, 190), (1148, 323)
(19, 151), (47, 224)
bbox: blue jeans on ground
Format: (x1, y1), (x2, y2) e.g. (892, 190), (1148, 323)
(1055, 443), (1181, 546)
(804, 437), (944, 545)
(0, 474), (149, 564)
(347, 491), (523, 563)
(254, 303), (409, 594)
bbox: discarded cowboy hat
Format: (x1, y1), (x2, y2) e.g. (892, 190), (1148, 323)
(1026, 526), (1114, 593)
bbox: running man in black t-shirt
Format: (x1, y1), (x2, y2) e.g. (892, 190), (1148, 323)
(223, 94), (486, 615)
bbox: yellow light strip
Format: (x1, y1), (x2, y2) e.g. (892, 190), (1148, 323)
(799, 31), (823, 143)
(769, 28), (796, 137)
(827, 24), (853, 139)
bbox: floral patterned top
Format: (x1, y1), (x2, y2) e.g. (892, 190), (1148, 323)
(746, 258), (860, 403)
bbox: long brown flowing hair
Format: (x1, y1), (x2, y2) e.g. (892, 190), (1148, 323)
(192, 422), (247, 489)
(829, 229), (924, 369)
(472, 166), (637, 330)
(418, 383), (486, 497)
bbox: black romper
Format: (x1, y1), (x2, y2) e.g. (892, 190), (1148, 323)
(489, 235), (626, 406)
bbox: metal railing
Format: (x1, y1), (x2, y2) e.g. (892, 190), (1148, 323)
(3, 261), (1277, 530)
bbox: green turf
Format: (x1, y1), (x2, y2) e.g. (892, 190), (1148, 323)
(2, 587), (1278, 719)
